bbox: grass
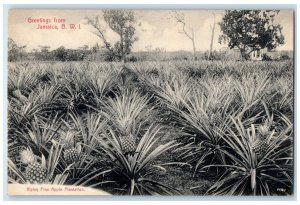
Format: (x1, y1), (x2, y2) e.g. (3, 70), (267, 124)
(7, 59), (293, 195)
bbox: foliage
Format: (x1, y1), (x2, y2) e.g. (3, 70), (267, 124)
(219, 10), (285, 60)
(7, 60), (293, 195)
(95, 124), (181, 195)
(8, 142), (70, 185)
(98, 90), (154, 136)
(34, 46), (91, 61)
(86, 10), (138, 62)
(8, 38), (27, 62)
(204, 110), (293, 195)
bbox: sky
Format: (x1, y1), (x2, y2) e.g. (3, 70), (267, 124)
(8, 9), (294, 52)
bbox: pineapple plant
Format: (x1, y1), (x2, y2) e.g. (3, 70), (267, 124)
(99, 90), (152, 155)
(96, 124), (180, 195)
(20, 148), (47, 184)
(205, 114), (293, 195)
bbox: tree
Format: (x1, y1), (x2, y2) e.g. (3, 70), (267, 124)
(8, 38), (27, 62)
(86, 10), (138, 63)
(173, 11), (197, 61)
(219, 10), (285, 60)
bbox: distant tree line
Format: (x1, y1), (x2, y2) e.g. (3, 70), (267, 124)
(8, 38), (102, 62)
(32, 45), (93, 61)
(8, 37), (292, 63)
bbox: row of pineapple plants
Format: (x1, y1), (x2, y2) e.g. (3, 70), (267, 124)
(7, 60), (293, 195)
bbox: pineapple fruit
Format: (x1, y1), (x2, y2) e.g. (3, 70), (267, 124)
(252, 139), (268, 156)
(61, 131), (81, 164)
(120, 134), (136, 155)
(20, 148), (47, 184)
(252, 123), (272, 157)
(63, 147), (80, 164)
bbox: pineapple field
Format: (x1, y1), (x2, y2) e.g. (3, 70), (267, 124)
(7, 60), (294, 196)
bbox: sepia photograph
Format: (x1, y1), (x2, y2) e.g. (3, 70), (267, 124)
(7, 8), (294, 196)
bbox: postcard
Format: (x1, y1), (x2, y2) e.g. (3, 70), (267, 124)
(7, 8), (294, 196)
